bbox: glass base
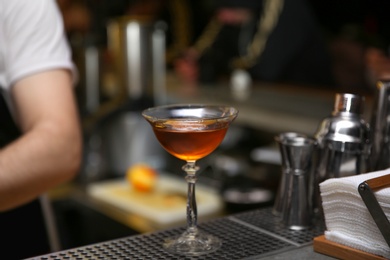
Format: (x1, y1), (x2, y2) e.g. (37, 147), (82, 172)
(163, 228), (222, 256)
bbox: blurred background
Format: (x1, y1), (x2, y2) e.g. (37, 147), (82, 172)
(45, 0), (390, 250)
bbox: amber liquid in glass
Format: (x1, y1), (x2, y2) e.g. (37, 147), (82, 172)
(152, 120), (228, 161)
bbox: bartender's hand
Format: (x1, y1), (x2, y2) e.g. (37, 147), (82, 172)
(174, 48), (200, 84)
(0, 69), (82, 211)
(365, 47), (390, 86)
(215, 7), (254, 25)
(174, 8), (253, 84)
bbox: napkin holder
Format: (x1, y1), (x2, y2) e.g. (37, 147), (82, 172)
(314, 174), (390, 260)
(358, 174), (390, 248)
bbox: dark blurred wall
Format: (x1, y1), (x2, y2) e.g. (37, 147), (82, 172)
(308, 0), (390, 93)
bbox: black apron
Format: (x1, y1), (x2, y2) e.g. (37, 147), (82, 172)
(0, 92), (51, 259)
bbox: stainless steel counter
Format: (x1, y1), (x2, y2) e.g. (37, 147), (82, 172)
(27, 207), (333, 260)
(165, 76), (372, 136)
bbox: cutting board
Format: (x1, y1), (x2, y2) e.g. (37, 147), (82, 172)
(87, 174), (223, 226)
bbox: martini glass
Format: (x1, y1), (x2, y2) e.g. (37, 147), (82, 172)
(142, 104), (238, 256)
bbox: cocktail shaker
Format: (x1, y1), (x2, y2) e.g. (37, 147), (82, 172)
(315, 93), (370, 180)
(312, 93), (370, 210)
(369, 80), (390, 171)
(312, 93), (370, 217)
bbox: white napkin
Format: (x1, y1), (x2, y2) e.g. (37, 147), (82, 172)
(320, 168), (390, 259)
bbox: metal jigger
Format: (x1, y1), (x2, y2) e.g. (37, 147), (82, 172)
(280, 133), (316, 230)
(273, 132), (308, 217)
(274, 133), (316, 230)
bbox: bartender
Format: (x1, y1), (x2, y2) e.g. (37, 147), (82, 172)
(0, 0), (82, 259)
(175, 0), (335, 88)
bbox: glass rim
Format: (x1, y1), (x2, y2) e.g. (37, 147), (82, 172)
(142, 103), (239, 121)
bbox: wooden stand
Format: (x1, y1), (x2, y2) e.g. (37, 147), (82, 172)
(314, 174), (390, 259)
(313, 235), (386, 260)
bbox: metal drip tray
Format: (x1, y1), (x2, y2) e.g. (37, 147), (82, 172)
(232, 209), (325, 246)
(27, 208), (325, 260)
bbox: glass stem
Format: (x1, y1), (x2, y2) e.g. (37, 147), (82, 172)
(183, 161), (199, 233)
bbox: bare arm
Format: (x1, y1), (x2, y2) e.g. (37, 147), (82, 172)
(0, 69), (82, 211)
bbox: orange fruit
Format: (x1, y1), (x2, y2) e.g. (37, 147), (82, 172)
(126, 163), (157, 192)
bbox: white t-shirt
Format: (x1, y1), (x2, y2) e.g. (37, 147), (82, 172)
(0, 0), (75, 108)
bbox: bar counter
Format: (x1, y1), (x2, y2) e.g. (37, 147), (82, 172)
(27, 207), (334, 259)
